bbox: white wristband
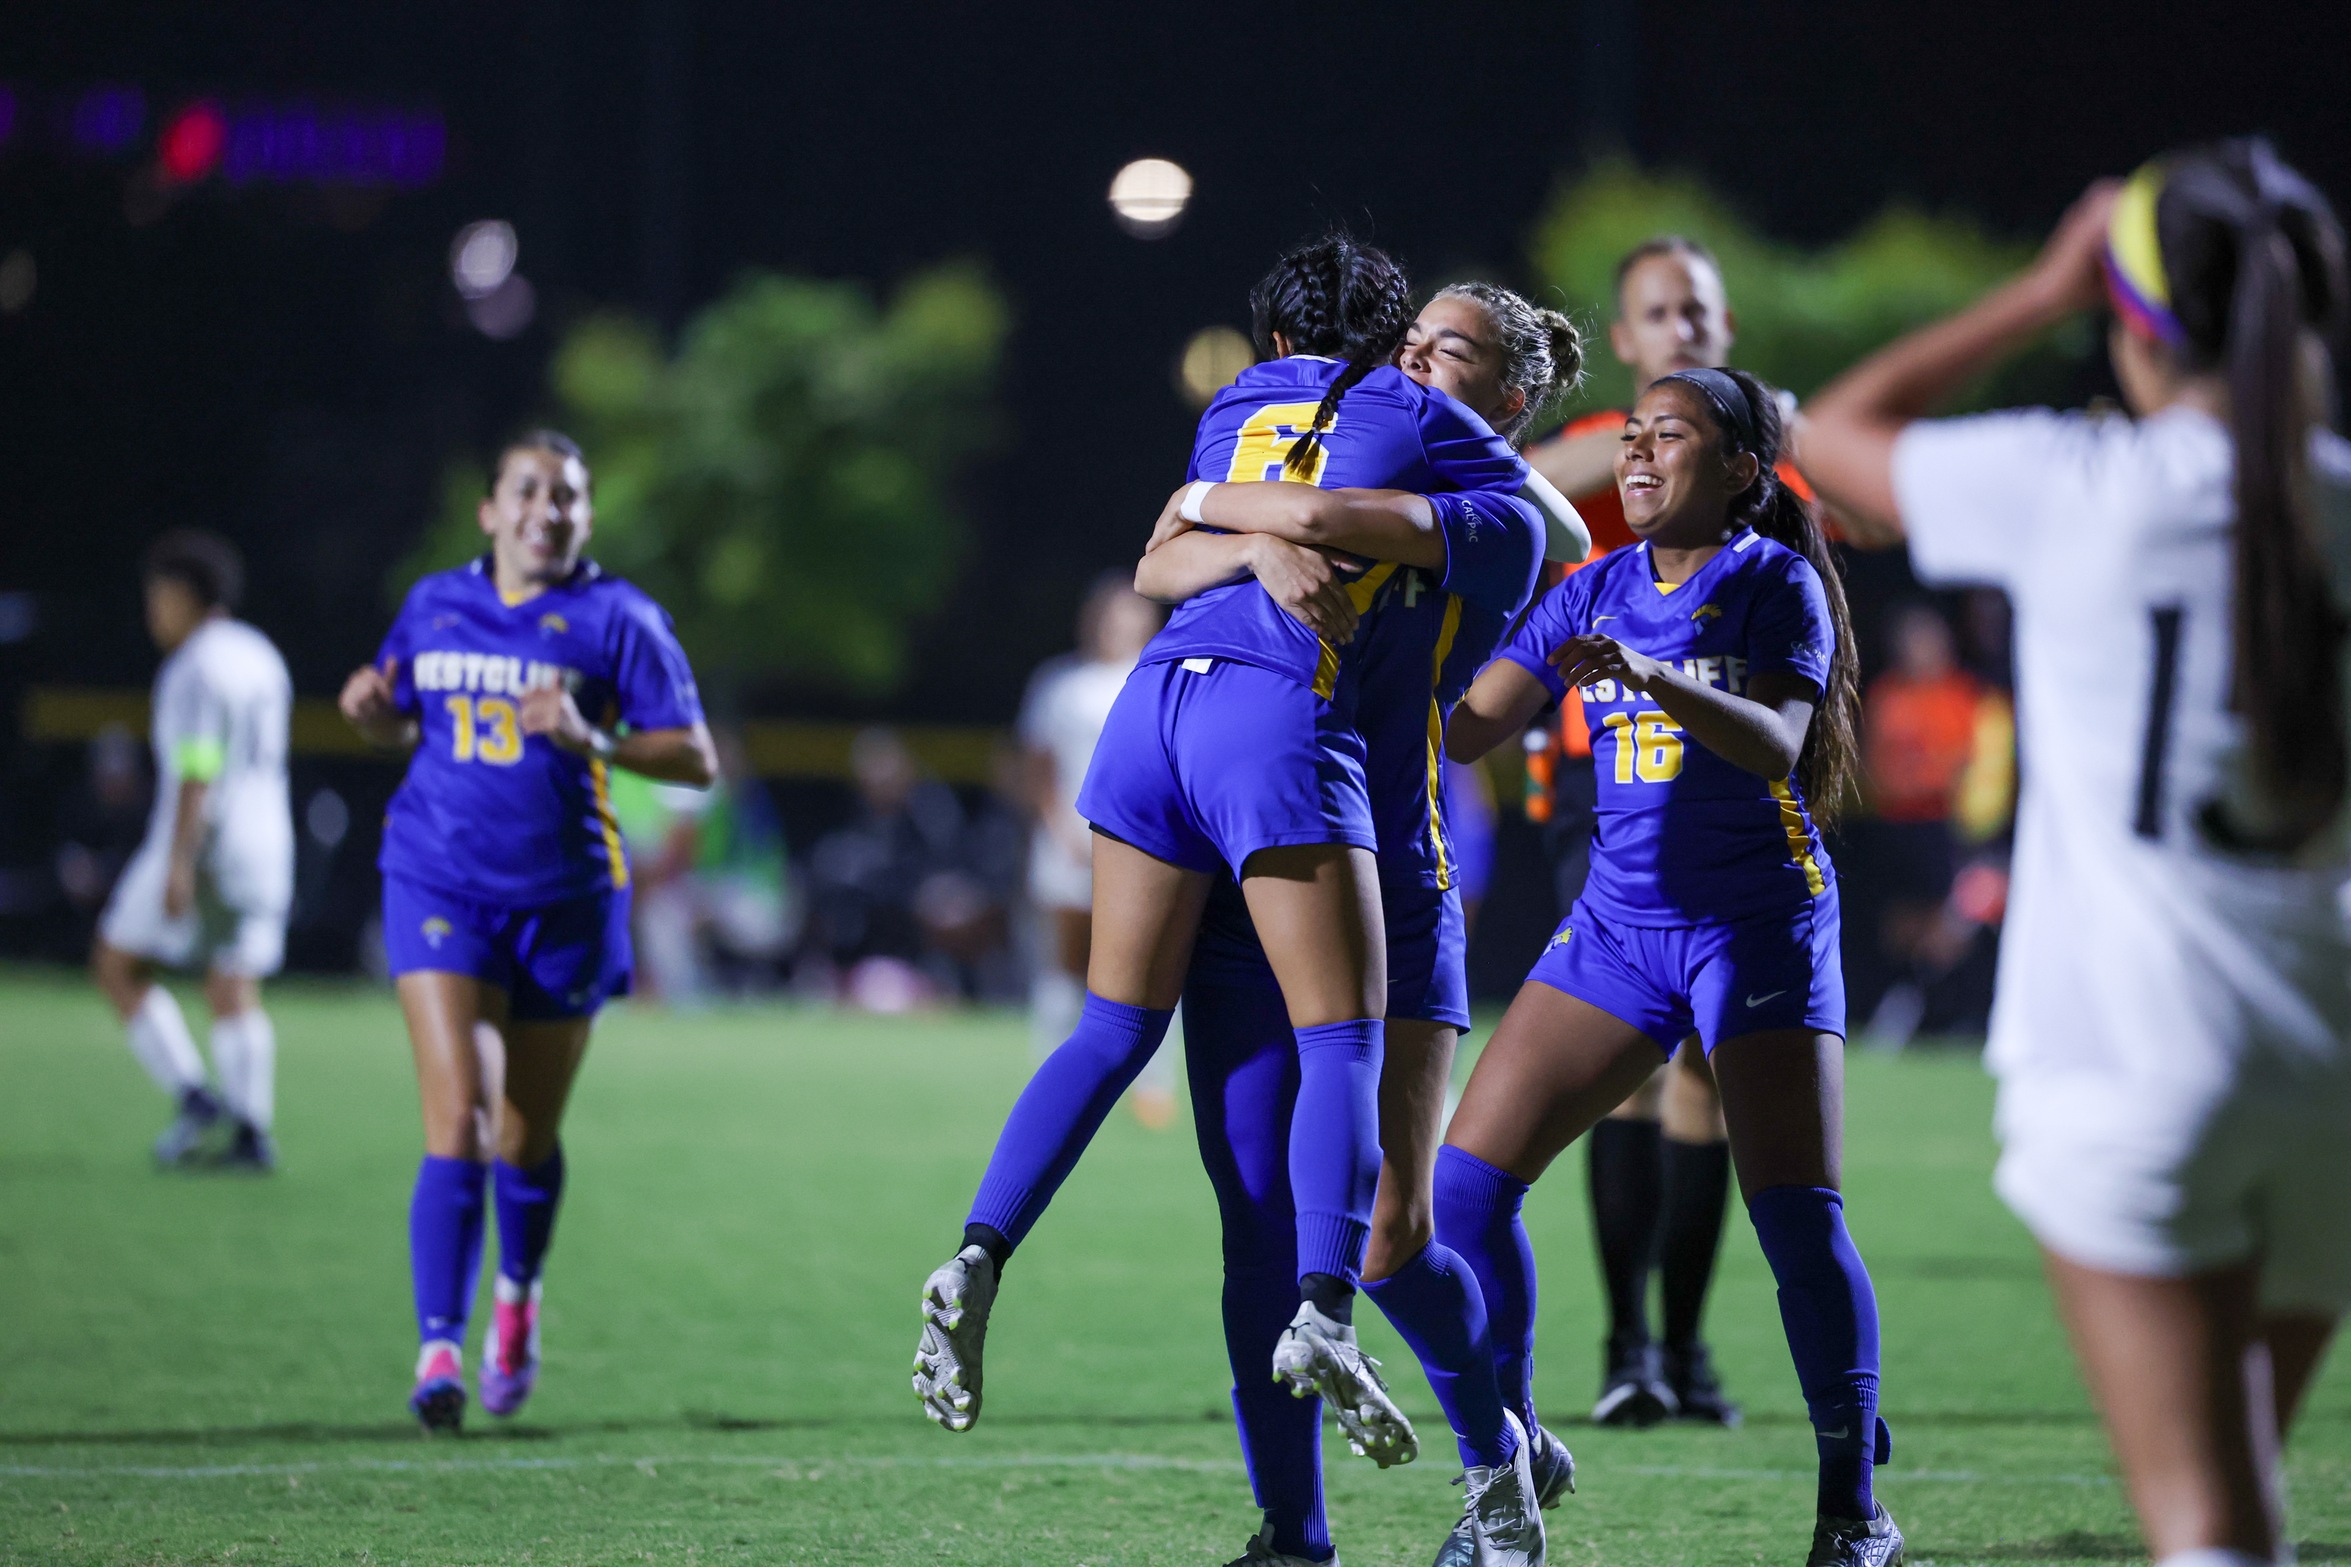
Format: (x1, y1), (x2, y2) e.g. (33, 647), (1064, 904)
(1179, 481), (1216, 524)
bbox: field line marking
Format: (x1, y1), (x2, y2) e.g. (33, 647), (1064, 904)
(1, 1452), (2111, 1487)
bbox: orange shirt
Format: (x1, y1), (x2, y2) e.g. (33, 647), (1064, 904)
(1863, 669), (1984, 823)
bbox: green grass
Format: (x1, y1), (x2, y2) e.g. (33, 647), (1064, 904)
(2, 969), (2346, 1566)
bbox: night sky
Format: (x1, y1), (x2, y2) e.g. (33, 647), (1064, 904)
(3, 0), (2349, 723)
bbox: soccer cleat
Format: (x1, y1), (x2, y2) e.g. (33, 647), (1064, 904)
(479, 1278), (542, 1417)
(1432, 1409), (1545, 1566)
(913, 1244), (997, 1432)
(212, 1122), (276, 1174)
(410, 1340), (466, 1434)
(153, 1086), (225, 1167)
(1591, 1336), (1677, 1428)
(1804, 1502), (1905, 1567)
(1225, 1513), (1338, 1566)
(1663, 1340), (1742, 1427)
(1524, 1419), (1576, 1508)
(1271, 1300), (1418, 1468)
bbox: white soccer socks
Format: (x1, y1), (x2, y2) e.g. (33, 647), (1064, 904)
(209, 1009), (277, 1130)
(126, 985), (207, 1097)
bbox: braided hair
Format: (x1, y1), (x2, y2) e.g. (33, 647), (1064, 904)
(1656, 367), (1861, 825)
(1247, 232), (1415, 477)
(2153, 139), (2349, 849)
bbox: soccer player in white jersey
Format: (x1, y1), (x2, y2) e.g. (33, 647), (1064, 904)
(1015, 574), (1166, 1113)
(92, 531), (294, 1171)
(1800, 139), (2350, 1567)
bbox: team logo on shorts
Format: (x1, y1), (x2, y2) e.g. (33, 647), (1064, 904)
(421, 916), (452, 949)
(539, 612), (569, 636)
(1691, 602), (1723, 623)
(1547, 925), (1573, 950)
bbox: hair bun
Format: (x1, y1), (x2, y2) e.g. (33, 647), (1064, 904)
(1537, 307), (1586, 394)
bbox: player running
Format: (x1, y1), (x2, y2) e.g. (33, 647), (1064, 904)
(93, 531), (293, 1172)
(1527, 235), (1808, 1428)
(340, 431), (715, 1433)
(1149, 283), (1583, 1567)
(913, 235), (1586, 1457)
(1442, 367), (1903, 1567)
(1798, 140), (2349, 1567)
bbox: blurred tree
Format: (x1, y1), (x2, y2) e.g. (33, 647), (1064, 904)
(1528, 162), (2093, 419)
(399, 262), (1007, 695)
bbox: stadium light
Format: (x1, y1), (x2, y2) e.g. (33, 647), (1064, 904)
(157, 101), (227, 184)
(449, 221), (518, 300)
(1108, 157), (1192, 238)
(1177, 326), (1254, 406)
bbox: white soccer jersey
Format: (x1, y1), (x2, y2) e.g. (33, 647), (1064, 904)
(137, 617), (294, 914)
(1017, 655), (1133, 911)
(1894, 406), (2351, 1301)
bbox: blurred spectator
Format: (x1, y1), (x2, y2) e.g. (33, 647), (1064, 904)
(1016, 574), (1170, 1120)
(609, 728), (799, 1006)
(808, 726), (1012, 1009)
(1854, 603), (2014, 1043)
(53, 724), (152, 939)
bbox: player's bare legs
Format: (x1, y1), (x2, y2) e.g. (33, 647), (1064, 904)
(1446, 985), (1666, 1184)
(2044, 1257), (2339, 1562)
(1707, 1028), (1841, 1199)
(399, 972), (510, 1163)
(1361, 1018), (1457, 1282)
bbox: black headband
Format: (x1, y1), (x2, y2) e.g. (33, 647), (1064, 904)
(1657, 367), (1760, 451)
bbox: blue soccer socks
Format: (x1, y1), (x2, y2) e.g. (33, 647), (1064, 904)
(410, 1156), (488, 1346)
(1289, 1019), (1384, 1288)
(1748, 1185), (1887, 1521)
(493, 1145), (566, 1290)
(1364, 1242), (1515, 1469)
(967, 993), (1174, 1251)
(1433, 1144), (1541, 1432)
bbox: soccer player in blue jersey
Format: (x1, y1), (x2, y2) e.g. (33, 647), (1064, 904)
(913, 237), (1587, 1458)
(1141, 283), (1584, 1567)
(1439, 368), (1903, 1567)
(339, 431), (715, 1433)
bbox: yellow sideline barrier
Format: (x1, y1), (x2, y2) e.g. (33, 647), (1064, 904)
(20, 687), (1009, 785)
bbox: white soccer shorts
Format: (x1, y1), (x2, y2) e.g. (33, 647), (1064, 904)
(99, 842), (287, 979)
(1995, 1067), (2351, 1314)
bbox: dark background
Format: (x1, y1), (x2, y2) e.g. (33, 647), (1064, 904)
(2, 0), (2347, 974)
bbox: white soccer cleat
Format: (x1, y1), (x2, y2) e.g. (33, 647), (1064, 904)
(1271, 1300), (1418, 1468)
(912, 1244), (997, 1432)
(1447, 1409), (1545, 1566)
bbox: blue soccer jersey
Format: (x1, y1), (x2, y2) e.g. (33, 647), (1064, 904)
(375, 558), (705, 906)
(1141, 358), (1527, 705)
(1495, 528), (1836, 925)
(1352, 489), (1545, 889)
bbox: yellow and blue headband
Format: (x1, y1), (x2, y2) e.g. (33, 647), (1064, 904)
(2104, 161), (2189, 348)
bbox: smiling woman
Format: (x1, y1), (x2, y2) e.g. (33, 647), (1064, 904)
(1435, 366), (1900, 1565)
(337, 428), (716, 1436)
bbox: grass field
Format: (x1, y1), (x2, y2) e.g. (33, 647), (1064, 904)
(3, 969), (2347, 1566)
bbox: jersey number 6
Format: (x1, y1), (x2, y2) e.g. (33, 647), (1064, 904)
(1604, 710), (1685, 784)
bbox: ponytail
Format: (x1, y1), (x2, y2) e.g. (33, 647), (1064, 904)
(2154, 140), (2349, 848)
(1246, 232), (1415, 478)
(1691, 368), (1862, 825)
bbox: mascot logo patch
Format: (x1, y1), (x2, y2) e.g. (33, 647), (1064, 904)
(539, 612), (569, 636)
(1691, 602), (1723, 624)
(421, 916), (453, 950)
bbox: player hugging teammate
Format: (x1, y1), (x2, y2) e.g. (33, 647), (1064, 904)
(342, 430), (716, 1433)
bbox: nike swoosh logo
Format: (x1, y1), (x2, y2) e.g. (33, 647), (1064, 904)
(1818, 1426), (1851, 1440)
(1745, 990), (1788, 1008)
(1592, 615), (1618, 624)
